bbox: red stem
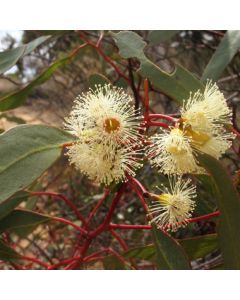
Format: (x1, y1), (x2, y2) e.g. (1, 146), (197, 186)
(146, 121), (169, 129)
(188, 211), (220, 223)
(110, 229), (128, 251)
(108, 211), (220, 231)
(86, 189), (110, 225)
(30, 191), (87, 227)
(110, 223), (151, 230)
(148, 114), (177, 123)
(128, 180), (148, 212)
(128, 176), (147, 194)
(51, 216), (88, 236)
(21, 255), (49, 268)
(78, 31), (131, 85)
(230, 126), (240, 139)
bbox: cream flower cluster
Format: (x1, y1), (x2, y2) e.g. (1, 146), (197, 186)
(147, 81), (235, 231)
(65, 82), (235, 231)
(148, 81), (235, 175)
(64, 84), (143, 185)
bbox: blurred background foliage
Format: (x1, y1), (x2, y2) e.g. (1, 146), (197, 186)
(0, 30), (239, 270)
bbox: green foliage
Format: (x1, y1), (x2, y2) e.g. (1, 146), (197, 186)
(0, 30), (239, 270)
(0, 125), (74, 204)
(0, 191), (28, 221)
(88, 73), (111, 89)
(148, 30), (179, 45)
(0, 209), (49, 234)
(124, 233), (219, 262)
(111, 30), (203, 104)
(0, 55), (75, 111)
(0, 35), (50, 75)
(198, 153), (240, 269)
(201, 30), (240, 82)
(180, 234), (219, 260)
(0, 239), (21, 262)
(151, 225), (191, 269)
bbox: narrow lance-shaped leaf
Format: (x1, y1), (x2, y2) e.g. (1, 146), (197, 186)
(197, 153), (240, 269)
(0, 191), (28, 221)
(0, 35), (51, 75)
(125, 233), (219, 262)
(151, 225), (191, 270)
(201, 30), (240, 82)
(0, 239), (21, 262)
(148, 30), (179, 45)
(0, 55), (71, 111)
(0, 125), (75, 204)
(0, 209), (49, 234)
(111, 31), (204, 104)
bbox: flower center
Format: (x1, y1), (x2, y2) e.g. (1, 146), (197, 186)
(157, 193), (172, 206)
(103, 118), (121, 134)
(166, 128), (187, 155)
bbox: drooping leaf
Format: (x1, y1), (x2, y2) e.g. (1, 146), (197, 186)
(124, 244), (155, 260)
(0, 35), (50, 75)
(0, 239), (21, 262)
(88, 73), (111, 89)
(124, 233), (219, 262)
(180, 234), (219, 260)
(148, 30), (179, 45)
(0, 55), (71, 111)
(201, 30), (240, 82)
(0, 209), (49, 234)
(0, 191), (28, 221)
(151, 225), (191, 269)
(0, 125), (74, 203)
(197, 153), (240, 269)
(111, 31), (203, 104)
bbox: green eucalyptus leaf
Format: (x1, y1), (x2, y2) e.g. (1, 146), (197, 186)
(0, 191), (28, 221)
(124, 233), (219, 262)
(201, 30), (240, 82)
(88, 73), (111, 89)
(111, 30), (203, 104)
(0, 35), (50, 75)
(0, 239), (21, 262)
(152, 225), (191, 269)
(0, 41), (86, 112)
(180, 234), (219, 260)
(148, 30), (179, 45)
(0, 54), (72, 111)
(0, 209), (49, 234)
(124, 244), (155, 260)
(0, 125), (74, 203)
(197, 153), (240, 269)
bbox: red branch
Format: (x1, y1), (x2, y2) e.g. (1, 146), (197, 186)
(108, 211), (220, 231)
(146, 121), (169, 129)
(148, 114), (178, 123)
(78, 31), (131, 85)
(110, 229), (128, 251)
(51, 216), (88, 236)
(30, 191), (87, 227)
(86, 189), (110, 225)
(230, 126), (240, 139)
(21, 255), (49, 268)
